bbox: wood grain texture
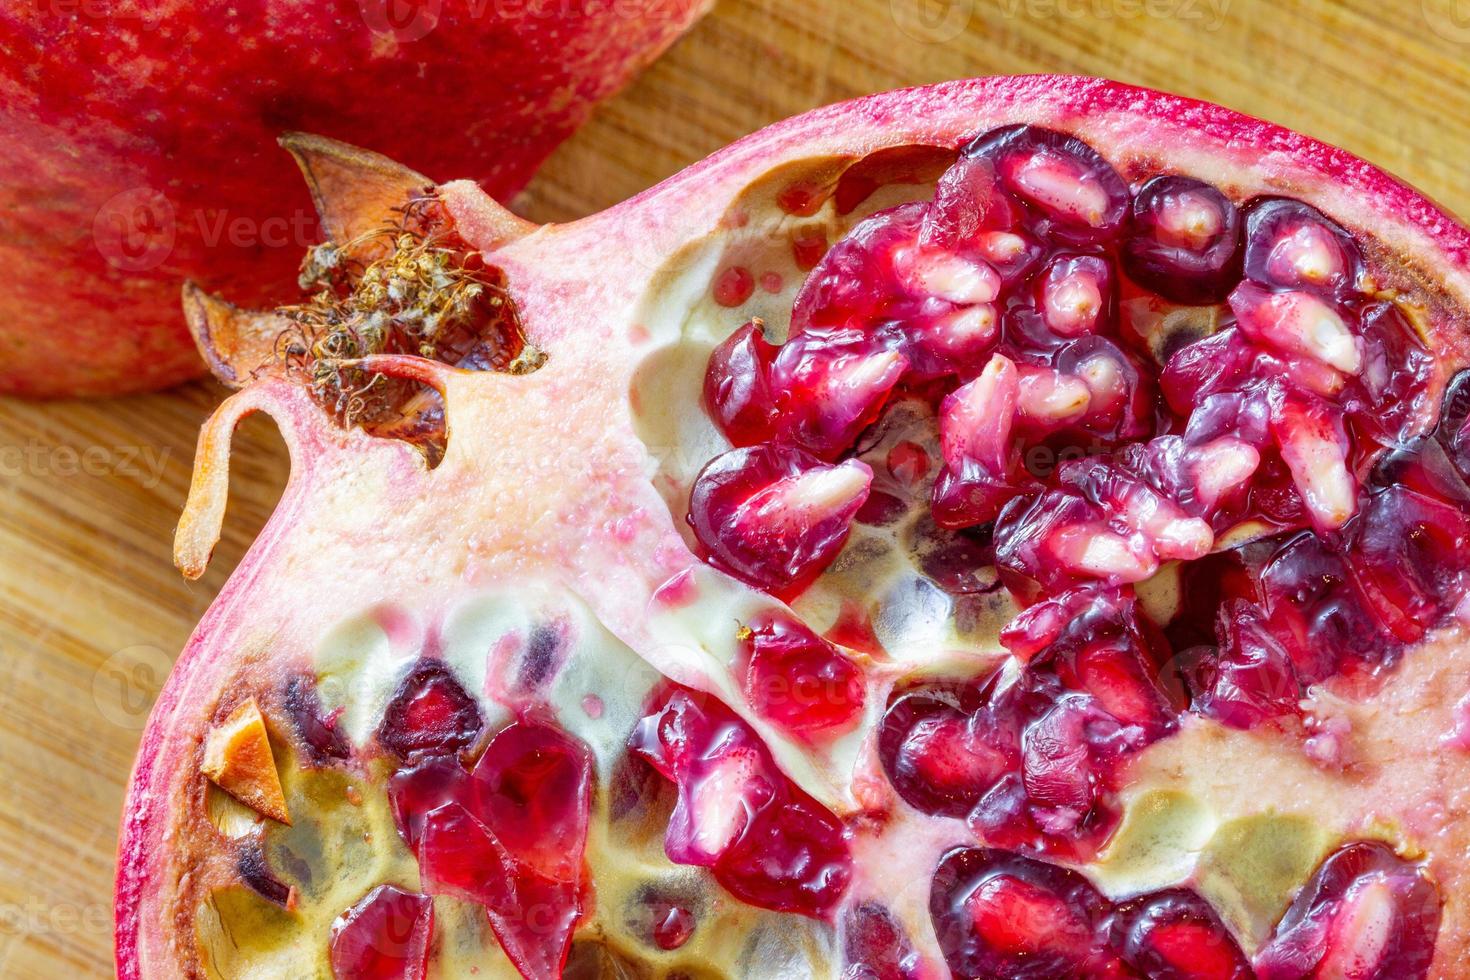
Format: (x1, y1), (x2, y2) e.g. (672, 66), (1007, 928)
(3, 1), (1469, 974)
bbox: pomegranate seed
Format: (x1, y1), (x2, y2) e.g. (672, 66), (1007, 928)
(1256, 841), (1440, 980)
(1230, 281), (1363, 374)
(1016, 365), (1092, 429)
(1123, 175), (1242, 304)
(1035, 254), (1113, 337)
(770, 329), (908, 457)
(629, 685), (853, 918)
(416, 802), (515, 908)
(841, 902), (923, 980)
(878, 682), (1013, 817)
(966, 125), (1130, 245)
(1244, 197), (1362, 295)
(1194, 600), (1301, 729)
(1108, 888), (1252, 980)
(929, 847), (1117, 979)
(1269, 387), (1357, 531)
(1351, 485), (1470, 643)
(921, 152), (1018, 248)
(375, 659), (483, 761)
(467, 721), (593, 882)
(738, 612), (866, 739)
(284, 672), (351, 764)
(932, 354), (1024, 528)
(687, 443), (872, 600)
(328, 885), (434, 980)
(892, 245), (1000, 304)
(387, 755), (470, 850)
(704, 319), (780, 446)
(1054, 336), (1155, 441)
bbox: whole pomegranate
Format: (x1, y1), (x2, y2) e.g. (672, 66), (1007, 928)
(0, 0), (707, 398)
(120, 77), (1470, 978)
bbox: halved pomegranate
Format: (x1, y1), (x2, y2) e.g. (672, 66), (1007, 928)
(119, 77), (1470, 978)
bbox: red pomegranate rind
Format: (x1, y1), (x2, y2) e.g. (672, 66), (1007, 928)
(687, 443), (872, 600)
(929, 846), (1118, 979)
(1255, 842), (1441, 980)
(737, 612), (866, 740)
(119, 77), (1470, 979)
(1108, 888), (1253, 980)
(328, 885), (434, 980)
(629, 685), (853, 918)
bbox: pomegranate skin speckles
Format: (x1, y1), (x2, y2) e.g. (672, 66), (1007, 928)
(1244, 197), (1363, 296)
(1123, 175), (1242, 305)
(1108, 888), (1252, 980)
(1255, 841), (1441, 980)
(737, 613), (866, 740)
(687, 443), (872, 600)
(375, 660), (483, 761)
(964, 125), (1130, 246)
(929, 846), (1118, 979)
(629, 685), (853, 918)
(328, 885), (434, 980)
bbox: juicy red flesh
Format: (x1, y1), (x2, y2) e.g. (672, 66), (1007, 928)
(738, 612), (866, 739)
(1108, 888), (1253, 979)
(629, 684), (853, 918)
(929, 847), (1118, 978)
(1255, 842), (1441, 980)
(378, 720), (593, 980)
(1124, 175), (1242, 304)
(328, 885), (434, 980)
(687, 443), (872, 600)
(376, 659), (483, 761)
(841, 902), (923, 979)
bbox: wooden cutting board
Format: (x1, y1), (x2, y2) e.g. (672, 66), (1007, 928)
(4, 1), (1470, 974)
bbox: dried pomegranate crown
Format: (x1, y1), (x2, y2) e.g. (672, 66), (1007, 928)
(119, 78), (1470, 979)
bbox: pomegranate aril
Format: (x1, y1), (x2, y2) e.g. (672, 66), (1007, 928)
(1035, 253), (1113, 337)
(376, 659), (483, 761)
(738, 612), (865, 739)
(328, 885), (434, 980)
(1255, 841), (1440, 980)
(1230, 281), (1363, 375)
(1259, 532), (1390, 683)
(1123, 175), (1243, 304)
(770, 329), (908, 457)
(892, 245), (1001, 304)
(1244, 197), (1363, 295)
(1351, 484), (1470, 642)
(920, 152), (1018, 248)
(687, 442), (872, 600)
(1016, 364), (1091, 428)
(966, 125), (1130, 246)
(790, 203), (926, 334)
(878, 684), (1013, 817)
(416, 802), (515, 908)
(284, 672), (351, 764)
(929, 847), (1116, 979)
(629, 685), (853, 918)
(468, 721), (594, 881)
(1108, 888), (1252, 980)
(704, 319), (780, 446)
(1054, 336), (1156, 441)
(932, 354), (1023, 528)
(387, 755), (470, 850)
(1351, 303), (1432, 441)
(648, 900), (696, 950)
(1269, 386), (1357, 531)
(841, 902), (922, 980)
(1194, 600), (1301, 729)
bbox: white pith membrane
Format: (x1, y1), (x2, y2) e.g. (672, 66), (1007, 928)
(120, 88), (1470, 980)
